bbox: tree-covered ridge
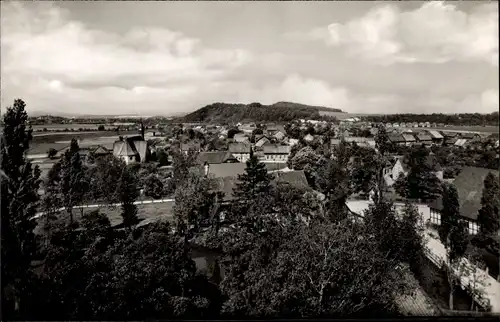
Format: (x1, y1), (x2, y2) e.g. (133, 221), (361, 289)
(180, 101), (343, 123)
(362, 112), (499, 126)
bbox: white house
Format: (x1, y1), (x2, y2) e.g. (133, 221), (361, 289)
(262, 144), (291, 162)
(228, 143), (252, 163)
(429, 167), (499, 235)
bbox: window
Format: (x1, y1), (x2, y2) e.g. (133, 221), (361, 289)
(468, 221), (479, 235)
(129, 156), (133, 160)
(430, 210), (441, 225)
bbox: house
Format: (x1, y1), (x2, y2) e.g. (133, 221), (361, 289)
(239, 123), (256, 134)
(401, 133), (416, 146)
(304, 134), (315, 142)
(454, 138), (468, 147)
(113, 136), (149, 165)
(233, 133), (250, 144)
(274, 131), (286, 141)
(460, 132), (481, 141)
(428, 130), (444, 145)
(210, 169), (309, 202)
(288, 138), (299, 147)
(26, 143), (69, 160)
(180, 142), (201, 154)
(255, 136), (270, 148)
(388, 134), (406, 146)
(416, 132), (433, 146)
(197, 151), (238, 165)
(263, 144), (291, 162)
(266, 127), (279, 136)
(228, 143), (252, 163)
(370, 127), (379, 137)
(429, 167), (499, 235)
(388, 155), (443, 185)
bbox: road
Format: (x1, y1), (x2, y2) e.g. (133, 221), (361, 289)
(33, 198), (174, 220)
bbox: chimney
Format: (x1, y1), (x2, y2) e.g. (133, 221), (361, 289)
(204, 162), (209, 177)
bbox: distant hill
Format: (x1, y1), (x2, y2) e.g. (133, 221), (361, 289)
(180, 101), (344, 123)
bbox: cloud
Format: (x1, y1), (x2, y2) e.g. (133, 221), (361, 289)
(289, 1), (498, 66)
(0, 1), (252, 114)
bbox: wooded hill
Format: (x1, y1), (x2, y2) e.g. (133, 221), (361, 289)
(180, 101), (344, 123)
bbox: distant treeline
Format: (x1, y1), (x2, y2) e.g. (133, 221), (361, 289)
(362, 112), (499, 126)
(181, 102), (343, 123)
(27, 116), (171, 126)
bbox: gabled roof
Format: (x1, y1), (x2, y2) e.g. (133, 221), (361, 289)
(416, 133), (432, 141)
(255, 137), (270, 147)
(197, 151), (238, 164)
(180, 142), (201, 151)
(274, 170), (308, 189)
(429, 167), (499, 220)
(93, 146), (110, 155)
(389, 134), (405, 143)
(274, 131), (286, 139)
(443, 131), (459, 138)
(212, 170), (309, 202)
(345, 137), (368, 143)
(461, 132), (479, 140)
(263, 144), (291, 154)
(454, 139), (468, 147)
(233, 133), (250, 143)
(113, 140), (137, 157)
(207, 162), (287, 179)
(228, 142), (251, 154)
(428, 130), (444, 140)
(402, 133), (416, 142)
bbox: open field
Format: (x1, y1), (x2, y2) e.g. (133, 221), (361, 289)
(31, 123), (117, 131)
(34, 201), (175, 234)
(32, 130), (138, 143)
(319, 111), (383, 119)
(398, 126), (499, 134)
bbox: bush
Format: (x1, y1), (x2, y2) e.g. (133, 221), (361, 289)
(144, 174), (164, 199)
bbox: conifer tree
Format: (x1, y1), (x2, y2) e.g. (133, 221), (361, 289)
(117, 167), (139, 232)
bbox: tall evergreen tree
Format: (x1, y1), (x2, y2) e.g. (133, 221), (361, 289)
(59, 139), (85, 225)
(117, 167), (139, 232)
(438, 183), (468, 310)
(233, 149), (273, 202)
(1, 99), (41, 319)
(375, 125), (391, 156)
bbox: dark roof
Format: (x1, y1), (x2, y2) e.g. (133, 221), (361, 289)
(274, 170), (309, 189)
(402, 133), (416, 142)
(416, 133), (433, 141)
(228, 142), (251, 154)
(460, 132), (479, 140)
(388, 134), (405, 143)
(208, 162), (287, 178)
(113, 140), (137, 157)
(263, 144), (291, 154)
(429, 167), (499, 220)
(180, 142), (201, 151)
(443, 132), (459, 138)
(212, 170), (309, 201)
(197, 151), (237, 164)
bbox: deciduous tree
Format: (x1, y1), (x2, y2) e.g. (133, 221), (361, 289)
(1, 99), (42, 319)
(438, 183), (468, 310)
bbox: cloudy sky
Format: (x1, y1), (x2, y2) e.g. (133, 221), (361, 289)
(1, 1), (498, 116)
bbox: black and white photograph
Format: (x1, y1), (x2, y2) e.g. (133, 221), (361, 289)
(1, 0), (499, 319)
